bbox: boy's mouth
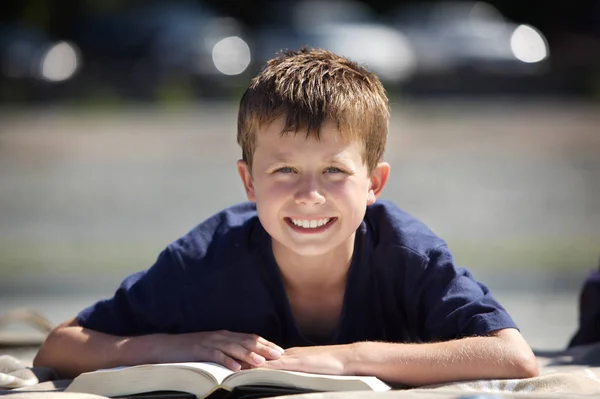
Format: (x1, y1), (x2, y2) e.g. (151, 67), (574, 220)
(284, 217), (337, 232)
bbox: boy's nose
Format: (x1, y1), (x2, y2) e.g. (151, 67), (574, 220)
(294, 176), (326, 205)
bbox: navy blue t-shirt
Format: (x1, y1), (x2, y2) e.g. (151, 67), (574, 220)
(77, 200), (517, 347)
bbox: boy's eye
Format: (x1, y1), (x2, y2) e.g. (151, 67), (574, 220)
(275, 167), (295, 173)
(324, 167), (343, 174)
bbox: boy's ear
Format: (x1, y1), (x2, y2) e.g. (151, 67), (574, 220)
(237, 159), (256, 202)
(367, 162), (390, 205)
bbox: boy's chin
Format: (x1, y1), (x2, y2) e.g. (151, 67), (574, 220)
(278, 240), (344, 257)
(289, 246), (333, 257)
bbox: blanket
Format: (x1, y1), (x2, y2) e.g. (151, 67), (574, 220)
(2, 309), (600, 398)
(4, 346), (600, 398)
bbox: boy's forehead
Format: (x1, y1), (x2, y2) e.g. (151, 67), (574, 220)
(254, 121), (366, 160)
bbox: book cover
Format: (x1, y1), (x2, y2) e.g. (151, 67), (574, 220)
(65, 362), (391, 399)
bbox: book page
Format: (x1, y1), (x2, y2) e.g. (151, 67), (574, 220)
(65, 363), (224, 398)
(223, 368), (391, 392)
(164, 362), (234, 385)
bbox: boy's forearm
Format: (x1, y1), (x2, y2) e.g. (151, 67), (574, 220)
(34, 321), (165, 378)
(350, 329), (539, 386)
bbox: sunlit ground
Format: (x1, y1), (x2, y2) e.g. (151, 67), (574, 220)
(1, 100), (597, 276)
(0, 99), (598, 351)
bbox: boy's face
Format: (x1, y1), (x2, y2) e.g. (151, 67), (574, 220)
(238, 117), (389, 258)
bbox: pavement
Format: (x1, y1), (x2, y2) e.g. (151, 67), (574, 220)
(0, 99), (598, 353)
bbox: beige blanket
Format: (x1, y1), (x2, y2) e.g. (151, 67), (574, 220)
(2, 309), (600, 398)
(3, 345), (600, 398)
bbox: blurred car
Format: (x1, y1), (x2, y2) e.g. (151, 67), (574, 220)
(0, 23), (81, 103)
(388, 1), (551, 94)
(250, 0), (416, 87)
(542, 2), (600, 98)
(72, 1), (252, 101)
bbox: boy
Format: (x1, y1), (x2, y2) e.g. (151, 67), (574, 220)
(34, 48), (538, 386)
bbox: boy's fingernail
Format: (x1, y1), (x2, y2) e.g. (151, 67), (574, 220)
(269, 348), (283, 358)
(275, 346), (285, 354)
(252, 353), (266, 365)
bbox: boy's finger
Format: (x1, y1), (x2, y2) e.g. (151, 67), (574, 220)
(243, 340), (283, 360)
(201, 347), (241, 371)
(255, 343), (285, 360)
(218, 331), (284, 360)
(229, 332), (284, 359)
(224, 357), (243, 371)
(238, 360), (253, 370)
(256, 337), (285, 354)
(221, 342), (266, 366)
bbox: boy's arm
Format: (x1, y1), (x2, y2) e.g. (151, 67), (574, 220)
(351, 328), (538, 385)
(264, 328), (538, 386)
(34, 318), (153, 378)
(33, 318), (284, 379)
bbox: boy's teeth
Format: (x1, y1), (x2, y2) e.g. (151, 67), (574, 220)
(291, 218), (330, 228)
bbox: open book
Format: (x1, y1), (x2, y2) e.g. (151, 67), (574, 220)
(65, 362), (392, 398)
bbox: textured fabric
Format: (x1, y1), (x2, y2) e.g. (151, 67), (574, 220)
(0, 355), (59, 389)
(6, 343), (600, 397)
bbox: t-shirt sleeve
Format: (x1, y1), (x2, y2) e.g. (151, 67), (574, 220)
(410, 244), (518, 342)
(76, 246), (186, 336)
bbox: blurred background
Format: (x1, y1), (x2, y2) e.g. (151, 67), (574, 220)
(0, 0), (599, 354)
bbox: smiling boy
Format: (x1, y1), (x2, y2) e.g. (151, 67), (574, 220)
(34, 48), (538, 385)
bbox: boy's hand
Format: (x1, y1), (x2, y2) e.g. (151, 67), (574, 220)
(261, 344), (355, 375)
(183, 330), (285, 371)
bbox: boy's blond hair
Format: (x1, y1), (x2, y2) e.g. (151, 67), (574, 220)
(237, 47), (389, 174)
